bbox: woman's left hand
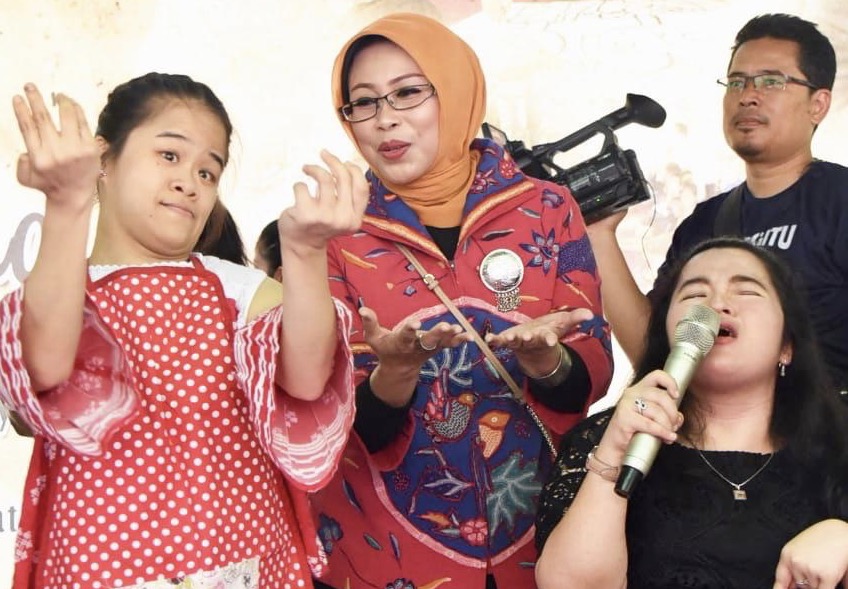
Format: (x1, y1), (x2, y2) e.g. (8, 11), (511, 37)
(484, 308), (593, 377)
(773, 519), (848, 589)
(280, 149), (369, 255)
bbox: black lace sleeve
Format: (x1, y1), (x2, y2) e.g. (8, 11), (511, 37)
(535, 408), (614, 553)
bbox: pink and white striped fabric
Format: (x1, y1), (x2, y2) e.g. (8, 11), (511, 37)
(0, 260), (354, 589)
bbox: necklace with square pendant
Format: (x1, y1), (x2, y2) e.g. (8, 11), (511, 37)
(694, 448), (775, 501)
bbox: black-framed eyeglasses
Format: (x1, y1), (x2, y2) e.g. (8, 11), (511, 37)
(716, 73), (819, 93)
(339, 84), (437, 123)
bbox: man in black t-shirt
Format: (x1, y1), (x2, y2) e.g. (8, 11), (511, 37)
(588, 14), (848, 394)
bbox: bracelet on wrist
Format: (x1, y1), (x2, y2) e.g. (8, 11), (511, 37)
(585, 445), (620, 482)
(527, 344), (572, 387)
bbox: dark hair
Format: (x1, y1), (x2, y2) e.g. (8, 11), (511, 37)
(97, 72), (234, 249)
(255, 220), (282, 277)
(339, 35), (390, 106)
(730, 14), (836, 91)
(637, 237), (848, 516)
(96, 72), (234, 162)
(194, 202), (248, 265)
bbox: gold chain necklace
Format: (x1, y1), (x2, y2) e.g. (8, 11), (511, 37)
(694, 448), (775, 501)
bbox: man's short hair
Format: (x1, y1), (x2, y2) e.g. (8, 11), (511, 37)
(730, 14), (836, 91)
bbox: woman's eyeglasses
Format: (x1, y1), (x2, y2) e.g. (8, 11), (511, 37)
(339, 84), (437, 122)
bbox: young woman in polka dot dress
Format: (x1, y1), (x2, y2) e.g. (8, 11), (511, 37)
(0, 74), (368, 589)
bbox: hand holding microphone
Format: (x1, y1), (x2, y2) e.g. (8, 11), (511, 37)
(614, 304), (720, 498)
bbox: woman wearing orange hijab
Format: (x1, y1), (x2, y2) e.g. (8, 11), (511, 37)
(312, 13), (614, 589)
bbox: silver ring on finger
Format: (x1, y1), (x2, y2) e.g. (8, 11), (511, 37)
(416, 331), (438, 352)
(795, 580), (810, 588)
(634, 397), (648, 416)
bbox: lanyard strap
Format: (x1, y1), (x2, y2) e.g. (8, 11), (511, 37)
(395, 243), (557, 457)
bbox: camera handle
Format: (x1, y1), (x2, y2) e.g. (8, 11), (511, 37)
(481, 93), (665, 223)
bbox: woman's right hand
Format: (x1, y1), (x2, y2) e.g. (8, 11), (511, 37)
(359, 306), (472, 407)
(13, 84), (100, 209)
(594, 369), (683, 464)
(359, 306), (470, 371)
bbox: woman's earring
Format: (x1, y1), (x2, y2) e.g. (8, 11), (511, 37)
(99, 169), (107, 178)
(778, 361), (787, 377)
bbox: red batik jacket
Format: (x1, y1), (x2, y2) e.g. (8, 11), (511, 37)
(312, 140), (614, 589)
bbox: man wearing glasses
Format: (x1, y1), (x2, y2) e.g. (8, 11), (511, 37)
(587, 13), (848, 399)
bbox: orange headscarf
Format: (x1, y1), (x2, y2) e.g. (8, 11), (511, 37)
(331, 13), (487, 227)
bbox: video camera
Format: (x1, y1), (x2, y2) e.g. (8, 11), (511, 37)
(482, 93), (666, 223)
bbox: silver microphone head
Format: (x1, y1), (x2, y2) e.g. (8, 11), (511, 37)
(674, 304), (720, 357)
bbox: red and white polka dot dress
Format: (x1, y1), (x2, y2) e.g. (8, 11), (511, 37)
(0, 260), (354, 589)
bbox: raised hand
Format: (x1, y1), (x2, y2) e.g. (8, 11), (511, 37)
(360, 306), (469, 368)
(358, 306), (471, 407)
(585, 208), (627, 238)
(280, 150), (369, 255)
(484, 308), (592, 376)
(13, 84), (100, 210)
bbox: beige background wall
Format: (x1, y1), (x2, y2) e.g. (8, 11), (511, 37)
(0, 0), (846, 582)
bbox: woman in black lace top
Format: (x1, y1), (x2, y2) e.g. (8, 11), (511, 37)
(535, 238), (848, 589)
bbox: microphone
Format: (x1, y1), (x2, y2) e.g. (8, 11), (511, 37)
(614, 304), (720, 499)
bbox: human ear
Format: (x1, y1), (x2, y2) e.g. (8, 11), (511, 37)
(809, 88), (831, 126)
(779, 342), (793, 366)
(95, 136), (112, 173)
